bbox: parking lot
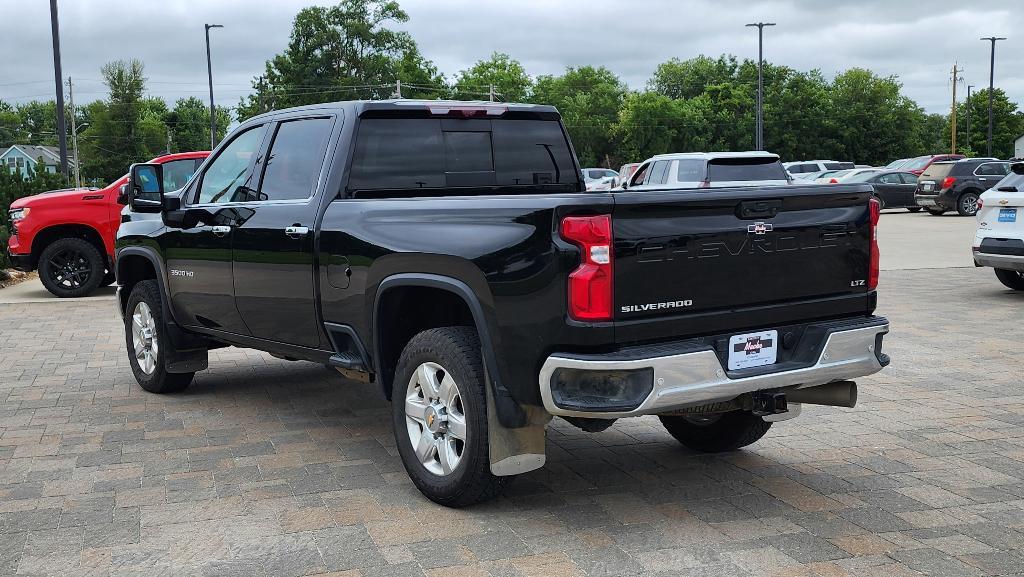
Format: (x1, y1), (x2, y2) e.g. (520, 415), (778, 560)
(1, 211), (1022, 577)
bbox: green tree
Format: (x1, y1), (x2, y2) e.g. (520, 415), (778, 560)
(532, 66), (626, 166)
(14, 100), (59, 146)
(163, 97), (232, 152)
(79, 59), (151, 181)
(237, 0), (442, 119)
(828, 68), (923, 165)
(960, 88), (1024, 158)
(649, 55), (739, 100)
(0, 100), (23, 147)
(453, 52), (531, 102)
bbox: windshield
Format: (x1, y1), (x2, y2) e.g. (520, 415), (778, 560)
(903, 156), (931, 171)
(845, 171), (879, 183)
(920, 163), (954, 180)
(885, 159), (907, 169)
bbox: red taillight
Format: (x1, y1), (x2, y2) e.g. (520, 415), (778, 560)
(977, 199), (984, 210)
(868, 197), (880, 290)
(829, 178), (839, 184)
(941, 176), (957, 189)
(561, 215), (613, 321)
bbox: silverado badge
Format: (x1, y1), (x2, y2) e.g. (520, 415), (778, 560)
(747, 222), (773, 235)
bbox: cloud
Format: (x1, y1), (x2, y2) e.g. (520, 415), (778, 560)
(2, 0), (1022, 116)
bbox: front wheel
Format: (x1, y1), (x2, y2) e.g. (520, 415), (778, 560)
(957, 192), (980, 216)
(907, 207), (922, 213)
(125, 280), (194, 393)
(392, 326), (509, 507)
(37, 237), (104, 298)
(659, 411), (771, 453)
(994, 269), (1024, 291)
(926, 208), (946, 216)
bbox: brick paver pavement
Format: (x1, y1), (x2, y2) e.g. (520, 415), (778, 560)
(1, 267), (1023, 576)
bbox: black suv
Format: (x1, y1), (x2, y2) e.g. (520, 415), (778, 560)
(915, 158), (1010, 216)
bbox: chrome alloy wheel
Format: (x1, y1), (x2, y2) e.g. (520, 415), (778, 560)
(131, 302), (159, 375)
(404, 362), (468, 476)
(961, 193), (979, 216)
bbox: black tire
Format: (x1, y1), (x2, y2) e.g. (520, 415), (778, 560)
(124, 280), (194, 394)
(994, 269), (1024, 291)
(926, 207), (946, 216)
(391, 326), (508, 507)
(907, 207), (922, 213)
(659, 411), (771, 453)
(956, 191), (981, 216)
(99, 272), (116, 287)
(37, 237), (104, 298)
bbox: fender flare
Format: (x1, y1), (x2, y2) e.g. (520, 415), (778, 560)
(373, 273), (527, 428)
(115, 246), (175, 323)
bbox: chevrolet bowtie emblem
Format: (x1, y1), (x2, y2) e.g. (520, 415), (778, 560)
(999, 199), (1009, 205)
(747, 222), (773, 235)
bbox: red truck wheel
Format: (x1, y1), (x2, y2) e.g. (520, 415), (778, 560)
(37, 238), (105, 298)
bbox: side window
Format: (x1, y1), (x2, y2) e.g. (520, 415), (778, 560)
(630, 163), (651, 186)
(648, 160), (670, 185)
(976, 163), (1006, 176)
(161, 159), (202, 192)
(258, 118), (334, 202)
(879, 173), (900, 184)
(196, 124), (268, 204)
(899, 173), (918, 185)
(677, 159), (705, 181)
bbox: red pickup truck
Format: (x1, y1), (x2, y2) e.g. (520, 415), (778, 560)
(7, 151), (209, 297)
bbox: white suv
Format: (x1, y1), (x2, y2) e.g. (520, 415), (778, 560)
(974, 162), (1024, 290)
(627, 152), (790, 190)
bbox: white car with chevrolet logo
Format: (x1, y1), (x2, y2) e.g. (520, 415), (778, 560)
(975, 162), (1024, 290)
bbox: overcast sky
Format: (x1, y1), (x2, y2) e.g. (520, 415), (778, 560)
(2, 0), (1022, 115)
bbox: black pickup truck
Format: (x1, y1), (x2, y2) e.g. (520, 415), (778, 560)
(116, 100), (889, 506)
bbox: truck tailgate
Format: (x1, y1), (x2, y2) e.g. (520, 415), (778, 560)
(612, 184), (874, 342)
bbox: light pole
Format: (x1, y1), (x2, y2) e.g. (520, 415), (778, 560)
(746, 22), (776, 151)
(205, 23), (224, 150)
(49, 0), (69, 179)
(980, 36), (1006, 157)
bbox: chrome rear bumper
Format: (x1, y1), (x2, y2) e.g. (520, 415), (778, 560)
(538, 320), (889, 419)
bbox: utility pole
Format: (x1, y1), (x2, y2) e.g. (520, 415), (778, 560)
(981, 36), (1006, 157)
(950, 62), (961, 154)
(49, 0), (69, 179)
(746, 22), (776, 150)
(965, 85), (973, 152)
(205, 23), (224, 150)
(166, 125), (172, 154)
(394, 79), (402, 99)
(488, 85), (495, 102)
(67, 77), (81, 188)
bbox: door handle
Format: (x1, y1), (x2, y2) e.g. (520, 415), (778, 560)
(211, 225), (231, 237)
(285, 226), (309, 238)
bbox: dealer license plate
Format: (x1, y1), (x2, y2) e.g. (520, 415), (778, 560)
(922, 183), (934, 192)
(728, 330), (779, 370)
(998, 208), (1017, 223)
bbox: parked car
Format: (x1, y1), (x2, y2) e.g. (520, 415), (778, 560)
(844, 170), (921, 211)
(784, 160), (855, 176)
(974, 162), (1024, 290)
(902, 154), (966, 176)
(627, 151), (790, 190)
(582, 168), (618, 191)
(612, 162), (640, 188)
(115, 100), (888, 507)
(7, 151), (209, 297)
(818, 168), (882, 184)
(915, 158), (1010, 216)
(884, 158), (911, 169)
(795, 170), (839, 182)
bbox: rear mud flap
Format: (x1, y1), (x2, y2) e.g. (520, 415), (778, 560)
(486, 382), (549, 476)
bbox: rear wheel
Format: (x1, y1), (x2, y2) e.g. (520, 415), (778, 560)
(125, 280), (194, 393)
(37, 237), (104, 298)
(926, 207), (946, 216)
(957, 191), (980, 216)
(994, 269), (1024, 291)
(907, 207), (922, 213)
(659, 411), (771, 453)
(391, 326), (508, 507)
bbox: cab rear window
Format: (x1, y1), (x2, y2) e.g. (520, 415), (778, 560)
(348, 118), (579, 196)
(706, 158), (788, 181)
